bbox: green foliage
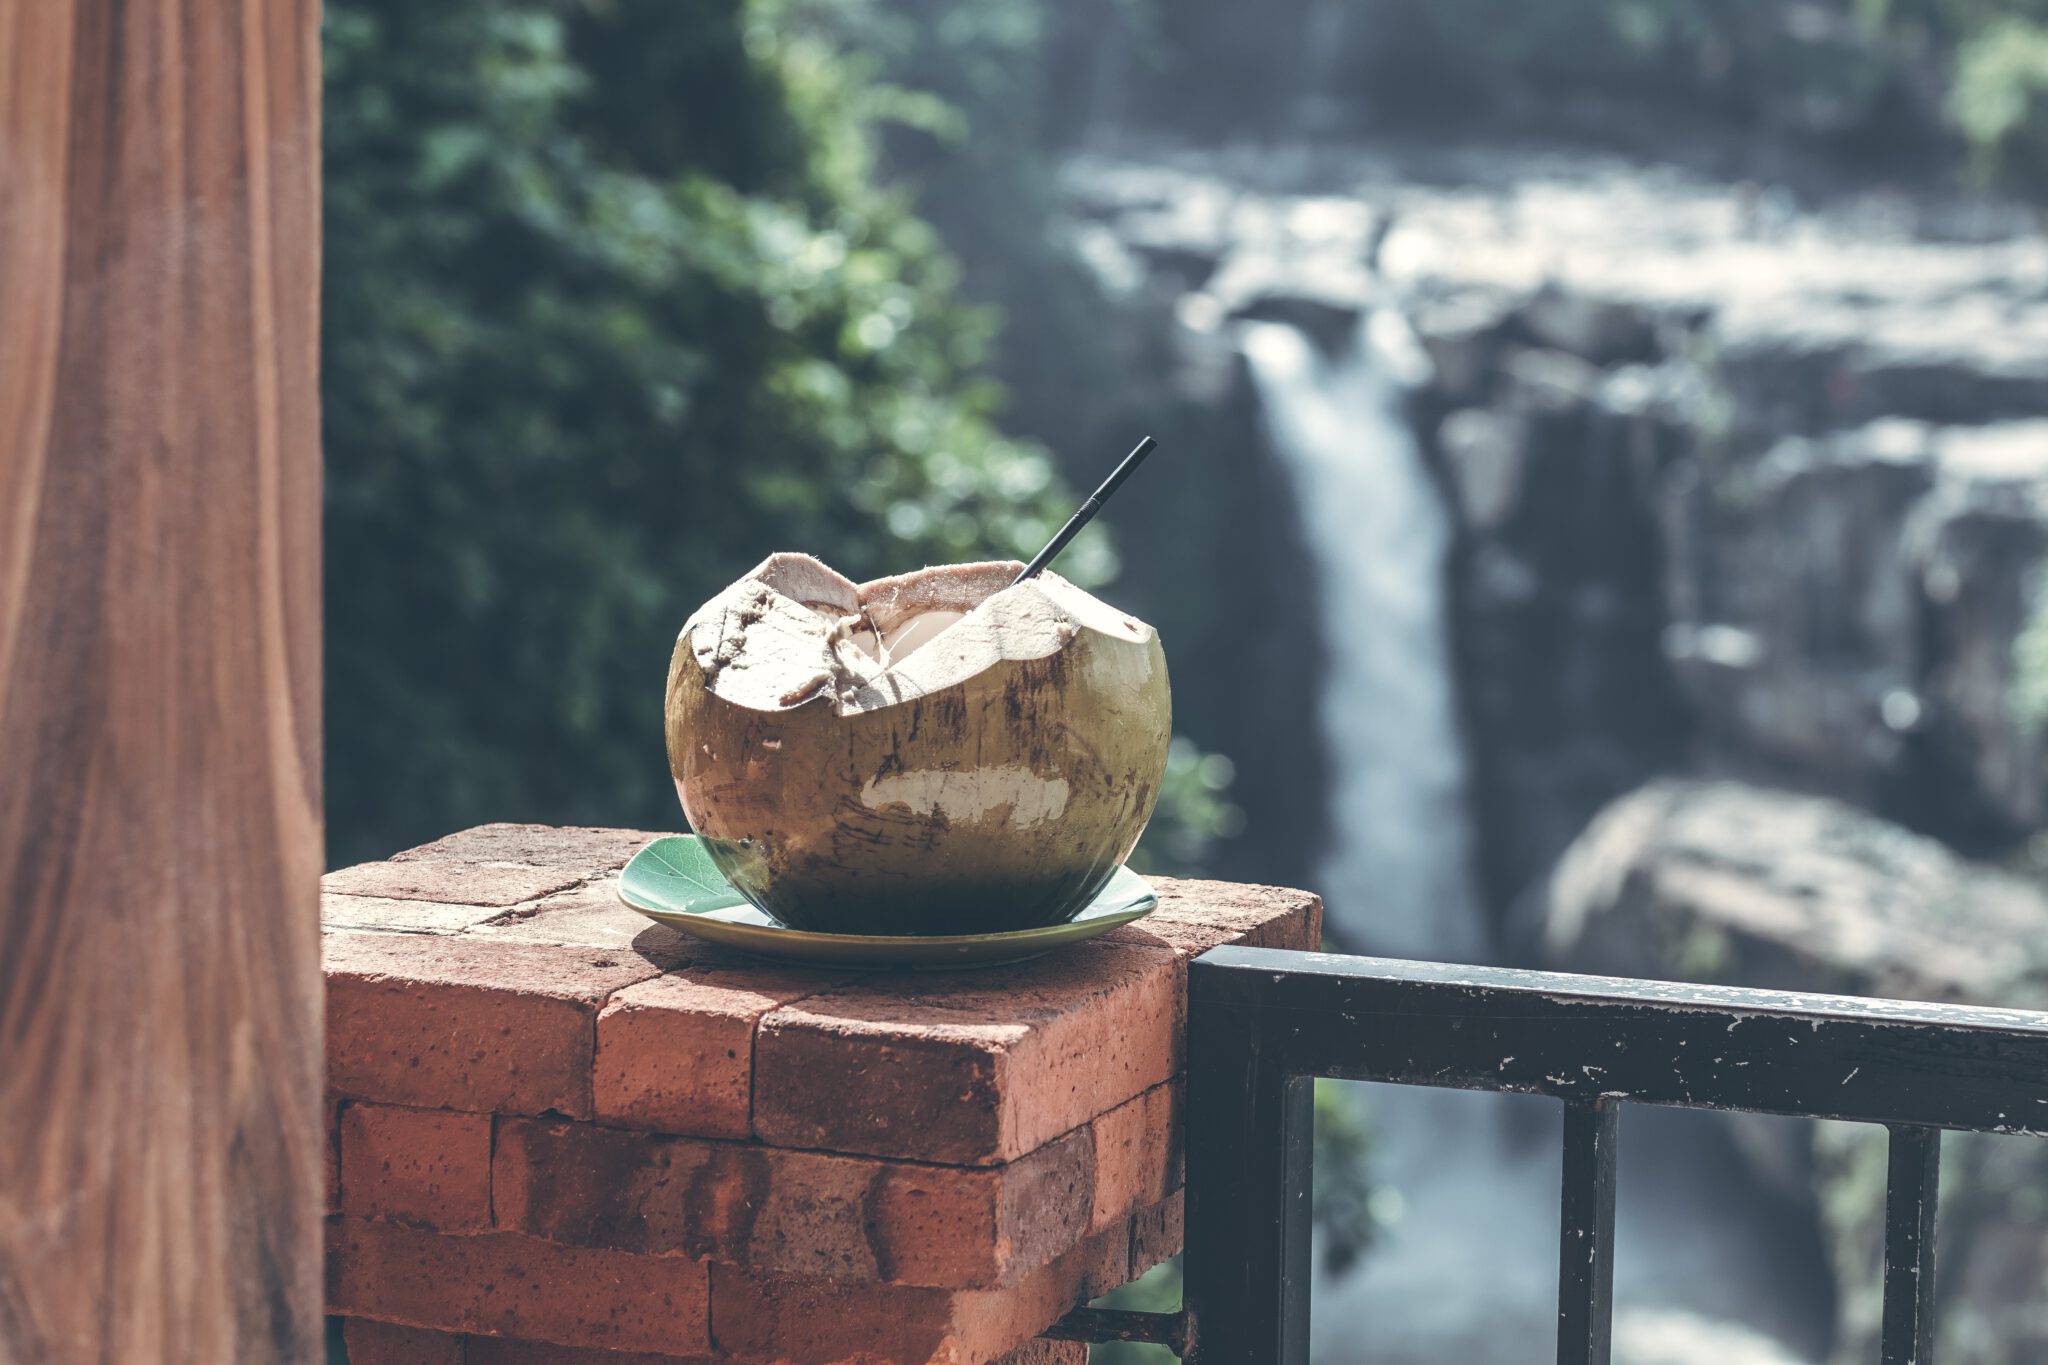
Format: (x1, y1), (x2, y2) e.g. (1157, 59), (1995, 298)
(1128, 739), (1246, 877)
(1087, 1256), (1181, 1365)
(322, 0), (1127, 863)
(819, 0), (1133, 464)
(1858, 0), (2048, 196)
(2014, 528), (2048, 801)
(1950, 17), (2048, 186)
(1410, 0), (1711, 75)
(1083, 1079), (1384, 1364)
(2011, 582), (2048, 749)
(1311, 1078), (1383, 1277)
(1419, 0), (1900, 128)
(1857, 0), (2048, 42)
(1127, 0), (1908, 138)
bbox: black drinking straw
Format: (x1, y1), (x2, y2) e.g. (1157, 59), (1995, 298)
(1012, 436), (1160, 585)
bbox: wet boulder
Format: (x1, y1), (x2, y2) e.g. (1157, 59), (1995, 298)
(1542, 778), (2048, 1365)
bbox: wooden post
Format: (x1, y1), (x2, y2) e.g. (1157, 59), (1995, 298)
(0, 2), (324, 1361)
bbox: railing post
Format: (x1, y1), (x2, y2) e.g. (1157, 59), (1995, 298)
(1184, 957), (1313, 1364)
(0, 2), (325, 1360)
(1557, 1099), (1620, 1365)
(1881, 1124), (1941, 1365)
(1173, 949), (2048, 1363)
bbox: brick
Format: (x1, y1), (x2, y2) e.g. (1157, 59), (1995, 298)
(324, 859), (586, 908)
(342, 1103), (492, 1231)
(882, 1127), (1092, 1288)
(326, 932), (661, 1117)
(1130, 1191), (1184, 1276)
(464, 1338), (711, 1365)
(709, 1221), (1129, 1365)
(329, 1217), (709, 1356)
(468, 878), (694, 960)
(593, 966), (840, 1139)
(323, 892), (510, 934)
(326, 1098), (343, 1215)
(491, 1119), (710, 1257)
(754, 942), (1180, 1164)
(324, 825), (666, 910)
(342, 1318), (464, 1365)
(1106, 878), (1323, 957)
(318, 829), (1322, 1361)
(395, 823), (664, 873)
(1088, 1081), (1180, 1235)
(990, 1343), (1088, 1365)
(493, 1118), (1093, 1290)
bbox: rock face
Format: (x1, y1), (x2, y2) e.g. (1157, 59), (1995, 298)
(1418, 313), (1696, 924)
(1055, 140), (2048, 1363)
(1543, 779), (2048, 1365)
(1663, 419), (2048, 849)
(1356, 154), (2048, 911)
(1059, 141), (2048, 928)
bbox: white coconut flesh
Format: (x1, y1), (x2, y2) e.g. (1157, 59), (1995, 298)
(682, 552), (1155, 715)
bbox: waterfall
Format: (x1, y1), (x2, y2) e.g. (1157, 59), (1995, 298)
(1239, 312), (1484, 961)
(1238, 309), (1822, 1365)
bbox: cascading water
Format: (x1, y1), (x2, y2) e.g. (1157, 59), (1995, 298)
(1239, 308), (1822, 1365)
(1239, 311), (1484, 961)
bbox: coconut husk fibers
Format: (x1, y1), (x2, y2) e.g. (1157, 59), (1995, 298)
(666, 553), (1171, 934)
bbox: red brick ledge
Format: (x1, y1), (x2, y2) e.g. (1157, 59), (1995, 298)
(323, 824), (1318, 1363)
(343, 1317), (1090, 1365)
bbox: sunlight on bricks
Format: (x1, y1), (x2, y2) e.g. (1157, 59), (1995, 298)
(324, 824), (1318, 1363)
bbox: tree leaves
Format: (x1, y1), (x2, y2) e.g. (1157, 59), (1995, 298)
(322, 0), (1083, 864)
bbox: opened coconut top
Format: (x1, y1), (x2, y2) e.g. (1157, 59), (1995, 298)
(681, 552), (1156, 715)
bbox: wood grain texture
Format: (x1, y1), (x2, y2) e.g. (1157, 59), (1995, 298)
(0, 1), (324, 1361)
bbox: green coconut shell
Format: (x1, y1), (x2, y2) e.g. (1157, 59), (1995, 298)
(665, 554), (1171, 935)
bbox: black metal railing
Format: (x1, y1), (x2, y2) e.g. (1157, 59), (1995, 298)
(1061, 945), (2048, 1363)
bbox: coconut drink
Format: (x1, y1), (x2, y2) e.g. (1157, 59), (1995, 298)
(666, 552), (1171, 935)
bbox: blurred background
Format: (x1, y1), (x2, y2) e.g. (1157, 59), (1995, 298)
(323, 2), (2048, 1361)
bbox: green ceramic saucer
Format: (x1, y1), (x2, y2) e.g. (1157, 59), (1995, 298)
(617, 835), (1157, 970)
